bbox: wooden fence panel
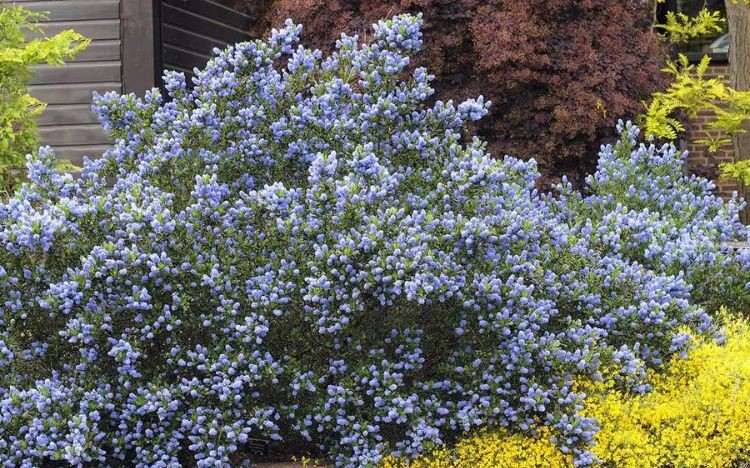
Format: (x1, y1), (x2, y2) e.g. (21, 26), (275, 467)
(1, 0), (256, 163)
(3, 0), (121, 162)
(158, 0), (253, 86)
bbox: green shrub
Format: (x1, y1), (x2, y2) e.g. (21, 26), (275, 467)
(0, 5), (87, 194)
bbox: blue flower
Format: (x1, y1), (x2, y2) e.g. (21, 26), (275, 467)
(0, 14), (741, 468)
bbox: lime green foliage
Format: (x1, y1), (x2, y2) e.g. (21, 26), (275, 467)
(642, 54), (750, 151)
(655, 8), (725, 44)
(721, 159), (750, 185)
(645, 1), (750, 187)
(643, 54), (750, 184)
(0, 6), (88, 195)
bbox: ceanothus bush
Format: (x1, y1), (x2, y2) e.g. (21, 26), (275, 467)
(0, 14), (743, 467)
(555, 121), (750, 314)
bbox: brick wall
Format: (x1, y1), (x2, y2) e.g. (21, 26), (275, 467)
(682, 62), (741, 198)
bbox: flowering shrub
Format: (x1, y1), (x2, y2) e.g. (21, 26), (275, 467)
(555, 122), (750, 313)
(233, 0), (667, 185)
(382, 312), (750, 468)
(0, 13), (740, 468)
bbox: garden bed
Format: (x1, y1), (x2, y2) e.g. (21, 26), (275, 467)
(1, 10), (750, 468)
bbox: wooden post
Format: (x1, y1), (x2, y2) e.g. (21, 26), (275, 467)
(726, 0), (750, 222)
(121, 0), (157, 95)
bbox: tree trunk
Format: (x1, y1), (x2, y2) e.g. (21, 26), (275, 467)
(726, 0), (750, 222)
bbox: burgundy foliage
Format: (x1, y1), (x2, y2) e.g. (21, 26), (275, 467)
(231, 0), (667, 184)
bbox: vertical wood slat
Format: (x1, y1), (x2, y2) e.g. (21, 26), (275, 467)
(121, 0), (157, 96)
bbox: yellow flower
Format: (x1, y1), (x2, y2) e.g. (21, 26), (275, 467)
(385, 314), (750, 467)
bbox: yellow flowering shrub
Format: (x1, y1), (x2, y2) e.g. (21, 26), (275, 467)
(384, 315), (750, 468)
(381, 427), (571, 468)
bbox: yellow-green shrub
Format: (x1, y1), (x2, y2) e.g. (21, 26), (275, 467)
(643, 1), (750, 187)
(384, 315), (750, 468)
(0, 5), (87, 194)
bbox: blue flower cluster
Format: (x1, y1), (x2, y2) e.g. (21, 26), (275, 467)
(555, 121), (750, 314)
(0, 14), (745, 467)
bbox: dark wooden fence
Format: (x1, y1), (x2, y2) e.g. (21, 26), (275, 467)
(158, 0), (252, 85)
(9, 0), (123, 164)
(3, 0), (252, 163)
